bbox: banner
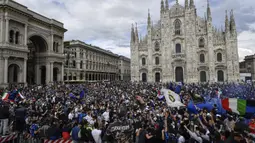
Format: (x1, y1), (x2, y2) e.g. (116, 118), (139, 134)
(104, 120), (133, 143)
(160, 89), (185, 107)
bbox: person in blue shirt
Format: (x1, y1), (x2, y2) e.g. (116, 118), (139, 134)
(71, 123), (81, 143)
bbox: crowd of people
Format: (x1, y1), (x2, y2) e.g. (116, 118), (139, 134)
(0, 81), (255, 143)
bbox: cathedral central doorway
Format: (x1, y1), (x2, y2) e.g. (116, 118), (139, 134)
(27, 35), (48, 85)
(175, 67), (183, 82)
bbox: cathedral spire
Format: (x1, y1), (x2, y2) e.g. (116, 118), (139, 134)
(230, 9), (236, 33)
(135, 23), (139, 43)
(176, 0), (179, 5)
(147, 9), (151, 27)
(225, 10), (229, 33)
(161, 0), (165, 13)
(190, 0), (194, 7)
(165, 0), (169, 10)
(207, 0), (212, 21)
(185, 0), (188, 9)
(131, 23), (135, 43)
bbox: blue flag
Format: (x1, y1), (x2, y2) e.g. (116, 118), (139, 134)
(80, 90), (85, 99)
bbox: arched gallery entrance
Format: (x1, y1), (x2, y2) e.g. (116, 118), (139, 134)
(53, 67), (59, 82)
(175, 67), (183, 82)
(142, 73), (147, 82)
(155, 72), (160, 82)
(27, 35), (47, 84)
(8, 64), (20, 83)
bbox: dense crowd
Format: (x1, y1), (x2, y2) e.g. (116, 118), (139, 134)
(0, 81), (255, 143)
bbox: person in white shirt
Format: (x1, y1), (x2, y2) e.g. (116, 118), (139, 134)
(102, 108), (110, 122)
(68, 111), (74, 120)
(91, 122), (102, 143)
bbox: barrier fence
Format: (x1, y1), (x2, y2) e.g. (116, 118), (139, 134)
(0, 133), (18, 143)
(0, 133), (72, 143)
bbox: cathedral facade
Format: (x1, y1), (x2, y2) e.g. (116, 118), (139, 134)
(130, 0), (239, 83)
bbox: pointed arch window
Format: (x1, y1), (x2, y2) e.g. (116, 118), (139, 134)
(9, 30), (14, 43)
(175, 43), (181, 53)
(199, 38), (205, 48)
(174, 19), (181, 35)
(142, 58), (146, 66)
(200, 54), (205, 63)
(217, 53), (222, 62)
(155, 41), (160, 51)
(155, 57), (159, 65)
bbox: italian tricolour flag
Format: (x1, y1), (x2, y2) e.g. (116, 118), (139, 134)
(221, 98), (255, 116)
(2, 92), (10, 100)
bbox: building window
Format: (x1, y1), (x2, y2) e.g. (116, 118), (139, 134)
(174, 19), (181, 35)
(142, 58), (146, 66)
(155, 57), (159, 65)
(80, 61), (83, 69)
(199, 38), (205, 48)
(155, 41), (160, 51)
(9, 30), (14, 43)
(53, 42), (56, 52)
(73, 61), (76, 68)
(15, 32), (19, 44)
(200, 54), (205, 63)
(175, 43), (181, 53)
(217, 53), (222, 62)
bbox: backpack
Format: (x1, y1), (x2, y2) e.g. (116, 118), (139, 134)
(80, 126), (93, 141)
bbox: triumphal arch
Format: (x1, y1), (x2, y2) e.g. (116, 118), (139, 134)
(0, 0), (67, 88)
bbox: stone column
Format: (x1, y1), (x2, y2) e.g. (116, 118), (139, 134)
(35, 65), (41, 84)
(46, 63), (51, 83)
(24, 24), (27, 45)
(0, 16), (3, 43)
(50, 62), (53, 82)
(3, 56), (8, 83)
(50, 34), (54, 52)
(61, 62), (64, 81)
(5, 18), (9, 43)
(23, 58), (27, 83)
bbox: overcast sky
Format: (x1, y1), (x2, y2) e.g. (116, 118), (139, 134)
(16, 0), (255, 61)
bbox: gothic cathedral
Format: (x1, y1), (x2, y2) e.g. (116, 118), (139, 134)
(130, 0), (239, 83)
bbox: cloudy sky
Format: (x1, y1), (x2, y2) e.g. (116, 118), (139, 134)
(16, 0), (255, 61)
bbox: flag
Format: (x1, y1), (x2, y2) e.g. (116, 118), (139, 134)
(2, 92), (9, 100)
(157, 90), (164, 100)
(80, 90), (85, 99)
(160, 89), (185, 107)
(174, 83), (182, 94)
(221, 98), (255, 116)
(18, 92), (25, 99)
(8, 90), (18, 101)
(69, 93), (77, 99)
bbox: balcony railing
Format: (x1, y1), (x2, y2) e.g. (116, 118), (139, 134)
(172, 53), (185, 59)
